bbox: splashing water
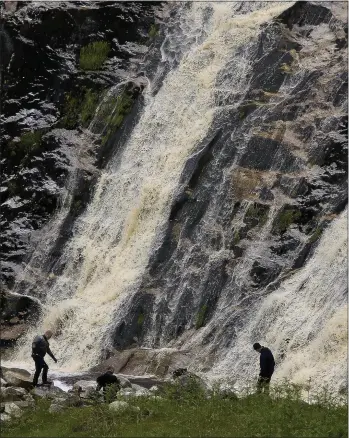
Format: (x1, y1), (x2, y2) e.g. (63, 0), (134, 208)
(203, 208), (347, 392)
(11, 2), (294, 372)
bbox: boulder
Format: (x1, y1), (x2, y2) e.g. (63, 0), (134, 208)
(116, 375), (132, 389)
(172, 370), (209, 396)
(13, 400), (35, 409)
(0, 370), (32, 390)
(49, 403), (64, 413)
(73, 380), (96, 392)
(4, 402), (22, 418)
(131, 384), (150, 396)
(109, 400), (140, 414)
(109, 400), (130, 412)
(0, 412), (11, 422)
(80, 386), (99, 400)
(149, 385), (159, 393)
(0, 290), (41, 322)
(0, 386), (27, 402)
(0, 378), (7, 387)
(117, 388), (134, 399)
(0, 324), (28, 342)
(64, 394), (83, 408)
(31, 385), (66, 399)
(0, 366), (31, 379)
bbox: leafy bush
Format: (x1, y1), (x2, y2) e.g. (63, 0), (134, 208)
(79, 41), (110, 71)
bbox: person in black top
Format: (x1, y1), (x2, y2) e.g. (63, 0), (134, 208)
(96, 366), (121, 400)
(253, 342), (275, 394)
(31, 330), (57, 386)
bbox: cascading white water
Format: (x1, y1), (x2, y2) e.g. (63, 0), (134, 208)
(12, 1), (294, 372)
(201, 208), (347, 392)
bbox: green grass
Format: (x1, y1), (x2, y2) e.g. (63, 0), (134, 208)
(2, 383), (347, 438)
(101, 90), (135, 145)
(61, 88), (100, 129)
(79, 41), (110, 71)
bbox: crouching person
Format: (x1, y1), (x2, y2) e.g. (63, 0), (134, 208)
(96, 366), (121, 401)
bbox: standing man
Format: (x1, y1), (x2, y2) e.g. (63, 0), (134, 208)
(31, 329), (57, 386)
(253, 342), (275, 394)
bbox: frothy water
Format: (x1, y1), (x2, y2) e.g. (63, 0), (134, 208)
(12, 2), (292, 372)
(203, 208), (347, 392)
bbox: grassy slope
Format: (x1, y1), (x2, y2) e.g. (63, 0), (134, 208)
(3, 391), (347, 437)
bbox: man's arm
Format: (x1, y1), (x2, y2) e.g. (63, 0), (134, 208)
(47, 346), (57, 362)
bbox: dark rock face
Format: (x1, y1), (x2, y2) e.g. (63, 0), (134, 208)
(0, 288), (41, 347)
(1, 2), (160, 287)
(110, 2), (347, 354)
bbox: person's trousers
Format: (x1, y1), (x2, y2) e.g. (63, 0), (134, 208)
(32, 355), (49, 386)
(257, 375), (272, 394)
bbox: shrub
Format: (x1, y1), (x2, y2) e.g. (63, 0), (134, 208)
(79, 41), (110, 71)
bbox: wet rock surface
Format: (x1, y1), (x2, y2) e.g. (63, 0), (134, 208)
(109, 2), (347, 361)
(1, 1), (161, 288)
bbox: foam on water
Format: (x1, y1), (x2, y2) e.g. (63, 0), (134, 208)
(12, 2), (293, 372)
(205, 208), (347, 391)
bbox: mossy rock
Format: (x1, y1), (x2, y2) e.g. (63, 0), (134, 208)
(195, 305), (208, 330)
(244, 202), (270, 230)
(272, 207), (301, 234)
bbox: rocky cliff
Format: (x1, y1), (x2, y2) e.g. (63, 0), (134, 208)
(2, 1), (347, 391)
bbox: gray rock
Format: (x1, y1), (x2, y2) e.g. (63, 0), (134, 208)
(13, 400), (35, 409)
(49, 403), (64, 413)
(131, 384), (150, 396)
(31, 385), (66, 399)
(0, 412), (11, 422)
(80, 386), (99, 399)
(0, 378), (7, 387)
(73, 380), (96, 392)
(1, 370), (32, 390)
(117, 388), (134, 399)
(109, 400), (129, 412)
(4, 402), (22, 417)
(149, 385), (159, 393)
(109, 400), (140, 413)
(116, 375), (132, 389)
(1, 386), (27, 402)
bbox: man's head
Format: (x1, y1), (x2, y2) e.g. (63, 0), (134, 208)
(253, 342), (262, 353)
(106, 366), (115, 374)
(44, 330), (53, 339)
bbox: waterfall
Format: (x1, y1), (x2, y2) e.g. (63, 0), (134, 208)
(202, 208), (347, 392)
(12, 1), (294, 371)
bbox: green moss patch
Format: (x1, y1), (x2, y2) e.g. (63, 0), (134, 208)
(195, 305), (208, 329)
(273, 207), (301, 234)
(79, 41), (110, 71)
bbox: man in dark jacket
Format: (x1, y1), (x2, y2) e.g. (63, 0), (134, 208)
(31, 330), (57, 386)
(96, 366), (121, 400)
(253, 342), (275, 394)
